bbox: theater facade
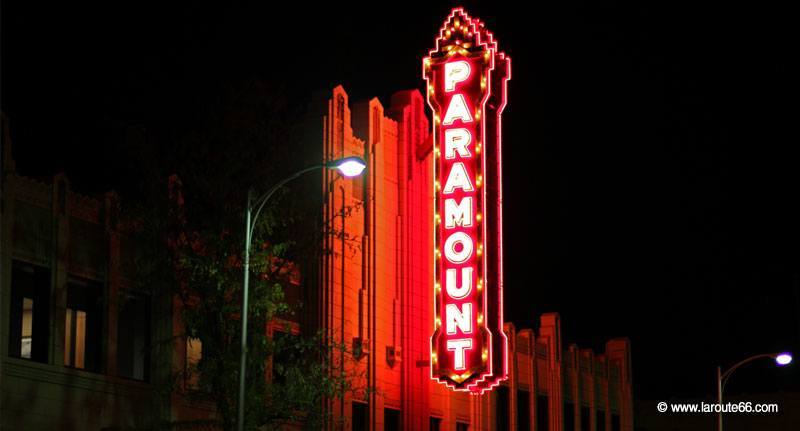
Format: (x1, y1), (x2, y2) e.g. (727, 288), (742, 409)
(0, 87), (633, 431)
(1, 9), (633, 428)
(305, 82), (633, 430)
(305, 8), (633, 430)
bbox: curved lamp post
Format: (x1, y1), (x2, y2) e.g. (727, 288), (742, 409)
(237, 156), (366, 431)
(716, 351), (792, 431)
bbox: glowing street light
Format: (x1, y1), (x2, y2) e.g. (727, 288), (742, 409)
(237, 156), (366, 431)
(716, 351), (793, 431)
(775, 352), (793, 366)
(328, 156), (367, 177)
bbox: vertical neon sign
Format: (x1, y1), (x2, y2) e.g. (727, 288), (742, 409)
(425, 8), (510, 393)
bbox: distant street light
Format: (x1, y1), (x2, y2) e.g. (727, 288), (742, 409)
(237, 156), (366, 431)
(716, 352), (792, 431)
(775, 352), (793, 366)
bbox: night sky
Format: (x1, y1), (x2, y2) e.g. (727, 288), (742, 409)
(3, 1), (797, 402)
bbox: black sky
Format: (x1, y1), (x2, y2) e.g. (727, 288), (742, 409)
(2, 1), (798, 401)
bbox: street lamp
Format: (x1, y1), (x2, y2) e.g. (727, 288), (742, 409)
(775, 352), (793, 366)
(237, 156), (366, 431)
(716, 351), (792, 431)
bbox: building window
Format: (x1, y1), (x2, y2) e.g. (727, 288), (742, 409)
(186, 337), (202, 389)
(352, 401), (368, 431)
(564, 402), (575, 431)
(456, 422), (470, 431)
(8, 262), (50, 363)
(64, 278), (104, 372)
(611, 413), (620, 431)
(581, 406), (591, 431)
(117, 291), (150, 381)
(596, 410), (606, 431)
(496, 386), (510, 430)
(429, 417), (442, 431)
(64, 308), (86, 368)
(517, 389), (531, 431)
(384, 408), (400, 431)
(21, 298), (34, 357)
(536, 395), (549, 431)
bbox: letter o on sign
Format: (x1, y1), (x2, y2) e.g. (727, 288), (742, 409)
(443, 231), (473, 264)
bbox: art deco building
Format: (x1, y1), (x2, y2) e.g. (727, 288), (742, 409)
(0, 116), (220, 429)
(0, 84), (634, 430)
(305, 86), (634, 431)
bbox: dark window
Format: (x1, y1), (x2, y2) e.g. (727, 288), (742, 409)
(429, 417), (442, 431)
(596, 410), (606, 431)
(8, 262), (50, 363)
(581, 406), (590, 431)
(536, 395), (549, 431)
(384, 408), (400, 431)
(65, 278), (104, 372)
(611, 414), (620, 431)
(352, 402), (368, 431)
(496, 386), (510, 430)
(517, 389), (531, 431)
(456, 422), (470, 431)
(564, 402), (575, 431)
(117, 291), (150, 380)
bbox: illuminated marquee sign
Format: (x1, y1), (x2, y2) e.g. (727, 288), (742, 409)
(425, 8), (510, 393)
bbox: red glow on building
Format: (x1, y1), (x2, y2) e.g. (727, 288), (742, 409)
(425, 7), (509, 393)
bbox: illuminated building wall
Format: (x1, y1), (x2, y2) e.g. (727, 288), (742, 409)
(0, 90), (634, 430)
(312, 86), (634, 431)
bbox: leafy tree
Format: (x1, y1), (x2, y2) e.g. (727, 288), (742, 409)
(121, 78), (362, 430)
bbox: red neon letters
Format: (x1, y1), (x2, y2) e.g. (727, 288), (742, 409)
(425, 8), (510, 393)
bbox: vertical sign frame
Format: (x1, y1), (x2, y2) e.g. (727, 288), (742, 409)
(425, 8), (510, 393)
